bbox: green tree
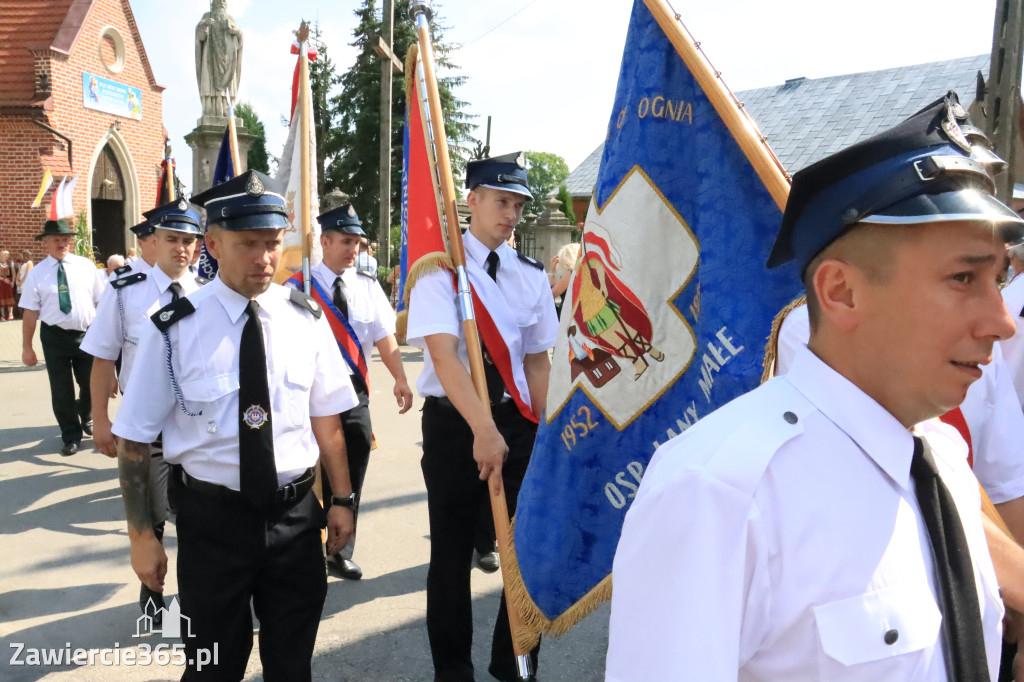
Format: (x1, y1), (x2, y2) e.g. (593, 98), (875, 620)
(326, 0), (475, 241)
(524, 151), (569, 216)
(309, 22), (341, 199)
(235, 101), (270, 173)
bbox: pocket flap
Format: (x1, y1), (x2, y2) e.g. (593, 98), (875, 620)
(814, 584), (941, 665)
(511, 307), (538, 328)
(179, 373), (239, 402)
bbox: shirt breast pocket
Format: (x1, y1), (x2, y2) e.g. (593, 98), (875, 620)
(814, 584), (942, 680)
(179, 373), (239, 416)
(284, 362), (315, 425)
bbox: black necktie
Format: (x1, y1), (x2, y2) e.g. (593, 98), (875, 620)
(482, 252), (505, 404)
(333, 276), (349, 318)
(910, 436), (990, 682)
(238, 300), (277, 506)
(168, 282), (182, 303)
(57, 260), (72, 314)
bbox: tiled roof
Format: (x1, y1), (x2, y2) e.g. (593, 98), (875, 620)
(0, 0), (82, 106)
(564, 54), (991, 198)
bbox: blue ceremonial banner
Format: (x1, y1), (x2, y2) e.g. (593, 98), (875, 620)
(397, 106), (410, 315)
(196, 129), (235, 280)
(509, 0), (800, 641)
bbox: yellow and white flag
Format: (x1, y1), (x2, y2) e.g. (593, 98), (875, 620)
(31, 168), (52, 208)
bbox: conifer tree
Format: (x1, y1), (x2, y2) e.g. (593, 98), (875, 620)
(326, 0), (475, 235)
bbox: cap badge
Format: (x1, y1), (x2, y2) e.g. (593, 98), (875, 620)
(941, 106), (972, 153)
(515, 153), (526, 169)
(243, 404), (269, 429)
(177, 198), (188, 211)
(246, 174), (265, 197)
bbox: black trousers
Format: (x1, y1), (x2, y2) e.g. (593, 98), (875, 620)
(175, 483), (327, 681)
(39, 323), (92, 444)
(421, 398), (541, 682)
(321, 392), (372, 559)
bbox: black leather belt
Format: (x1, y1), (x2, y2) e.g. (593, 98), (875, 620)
(180, 467), (316, 506)
(424, 395), (515, 411)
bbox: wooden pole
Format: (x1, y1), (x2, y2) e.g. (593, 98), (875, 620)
(379, 0), (395, 270)
(984, 0), (1024, 203)
(411, 2), (533, 678)
(644, 0), (790, 210)
(224, 91), (243, 177)
(166, 158), (175, 201)
(297, 22), (313, 295)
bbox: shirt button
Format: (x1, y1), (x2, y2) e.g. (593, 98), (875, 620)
(884, 629), (899, 645)
(783, 411), (798, 424)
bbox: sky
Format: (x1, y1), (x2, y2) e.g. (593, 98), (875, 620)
(132, 0), (1002, 192)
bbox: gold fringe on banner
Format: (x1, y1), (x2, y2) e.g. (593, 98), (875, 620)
(760, 294), (807, 384)
(500, 519), (614, 651)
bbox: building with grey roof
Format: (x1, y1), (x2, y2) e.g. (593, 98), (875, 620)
(562, 54), (1022, 218)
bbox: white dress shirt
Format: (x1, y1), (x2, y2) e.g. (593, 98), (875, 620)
(999, 273), (1024, 407)
(607, 346), (1002, 682)
(82, 265), (202, 390)
(18, 254), (104, 330)
(112, 277), (358, 490)
(291, 261), (396, 362)
(107, 258), (152, 282)
(405, 230), (558, 405)
(779, 303), (1024, 504)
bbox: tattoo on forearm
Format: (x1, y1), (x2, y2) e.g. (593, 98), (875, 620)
(116, 437), (153, 534)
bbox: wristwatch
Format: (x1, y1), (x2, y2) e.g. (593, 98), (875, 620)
(331, 493), (357, 508)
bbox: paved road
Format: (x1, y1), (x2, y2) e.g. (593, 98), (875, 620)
(0, 331), (609, 681)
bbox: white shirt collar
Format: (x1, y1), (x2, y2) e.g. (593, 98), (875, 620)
(211, 275), (258, 324)
(787, 345), (915, 490)
(148, 265), (176, 294)
(463, 229), (511, 270)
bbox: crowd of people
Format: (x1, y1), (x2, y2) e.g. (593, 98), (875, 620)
(15, 91), (1024, 682)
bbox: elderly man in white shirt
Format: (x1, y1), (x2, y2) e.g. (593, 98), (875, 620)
(19, 218), (104, 455)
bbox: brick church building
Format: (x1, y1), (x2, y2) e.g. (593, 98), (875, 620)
(0, 0), (166, 263)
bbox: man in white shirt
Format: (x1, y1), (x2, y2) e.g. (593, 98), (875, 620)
(406, 151), (558, 682)
(20, 218), (104, 455)
(111, 171), (359, 680)
(82, 198), (204, 625)
(608, 93), (1022, 681)
(285, 202), (413, 580)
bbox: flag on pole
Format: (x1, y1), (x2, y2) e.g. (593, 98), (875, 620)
(274, 39), (321, 284)
(196, 130), (235, 280)
(396, 107), (410, 316)
(31, 168), (53, 208)
(47, 174), (78, 220)
(289, 40), (318, 124)
(506, 0), (800, 646)
(60, 175), (77, 218)
(396, 43), (450, 330)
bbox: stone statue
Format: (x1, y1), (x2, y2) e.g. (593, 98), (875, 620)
(195, 0), (242, 119)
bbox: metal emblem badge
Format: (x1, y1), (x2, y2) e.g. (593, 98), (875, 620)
(243, 404), (270, 429)
(207, 419), (218, 434)
(159, 310), (173, 322)
(178, 198), (188, 211)
(515, 152), (526, 169)
(246, 174), (265, 197)
(310, 300), (320, 312)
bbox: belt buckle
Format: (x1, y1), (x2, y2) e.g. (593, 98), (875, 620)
(280, 482), (297, 504)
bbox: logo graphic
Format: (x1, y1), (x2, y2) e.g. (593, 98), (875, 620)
(134, 598), (194, 639)
(548, 168), (698, 428)
(243, 405), (269, 429)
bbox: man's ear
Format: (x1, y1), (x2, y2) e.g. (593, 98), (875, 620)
(812, 259), (864, 332)
(466, 189), (479, 209)
(205, 228), (222, 261)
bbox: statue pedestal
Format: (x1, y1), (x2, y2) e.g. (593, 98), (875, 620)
(529, 197), (575, 267)
(185, 116), (254, 193)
